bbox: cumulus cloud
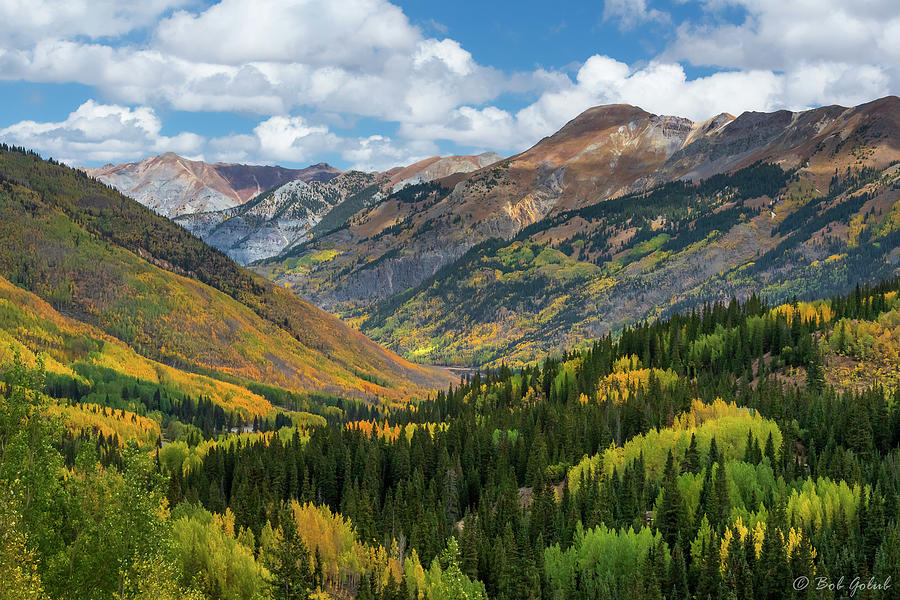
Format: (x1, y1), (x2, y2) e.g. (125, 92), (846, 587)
(0, 0), (898, 169)
(0, 0), (523, 125)
(207, 118), (440, 170)
(155, 0), (418, 67)
(398, 57), (785, 152)
(668, 0), (900, 72)
(207, 115), (340, 164)
(340, 135), (439, 172)
(0, 100), (203, 165)
(0, 100), (439, 170)
(396, 49), (892, 154)
(0, 0), (190, 45)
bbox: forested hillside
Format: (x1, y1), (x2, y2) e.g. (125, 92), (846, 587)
(0, 145), (450, 404)
(4, 261), (899, 598)
(263, 97), (900, 368)
(351, 160), (900, 367)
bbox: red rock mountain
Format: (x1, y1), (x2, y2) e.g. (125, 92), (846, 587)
(84, 152), (340, 217)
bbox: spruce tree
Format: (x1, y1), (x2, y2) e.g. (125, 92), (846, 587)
(267, 510), (312, 600)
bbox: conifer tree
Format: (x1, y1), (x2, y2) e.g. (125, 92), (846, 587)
(267, 510), (312, 600)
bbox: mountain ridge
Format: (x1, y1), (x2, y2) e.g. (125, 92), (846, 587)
(0, 146), (452, 402)
(259, 96), (900, 366)
(172, 152), (506, 265)
(84, 152), (341, 217)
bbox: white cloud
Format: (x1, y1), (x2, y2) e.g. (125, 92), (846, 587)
(0, 99), (441, 170)
(208, 115), (340, 164)
(0, 0), (898, 170)
(603, 0), (668, 30)
(340, 135), (438, 172)
(668, 0), (900, 74)
(0, 27), (518, 126)
(397, 57), (786, 152)
(0, 100), (203, 165)
(0, 0), (190, 45)
(413, 39), (474, 76)
(155, 0), (419, 67)
(395, 50), (889, 154)
(209, 123), (439, 171)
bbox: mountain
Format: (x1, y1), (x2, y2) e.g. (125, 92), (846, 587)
(0, 145), (451, 406)
(6, 120), (900, 600)
(173, 152), (502, 265)
(175, 170), (382, 264)
(385, 152), (502, 191)
(84, 152), (340, 217)
(259, 96), (900, 366)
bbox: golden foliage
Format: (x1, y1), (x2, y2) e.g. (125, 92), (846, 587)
(48, 402), (160, 446)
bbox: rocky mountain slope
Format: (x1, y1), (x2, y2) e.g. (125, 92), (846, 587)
(385, 152), (501, 191)
(175, 170), (380, 264)
(174, 152), (501, 265)
(258, 96), (900, 366)
(84, 152), (340, 217)
(0, 146), (451, 403)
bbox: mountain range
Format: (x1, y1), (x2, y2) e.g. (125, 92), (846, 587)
(260, 97), (900, 366)
(90, 150), (503, 265)
(85, 152), (340, 218)
(79, 97), (900, 369)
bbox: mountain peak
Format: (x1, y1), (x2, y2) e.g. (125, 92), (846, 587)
(387, 152), (504, 191)
(85, 155), (341, 217)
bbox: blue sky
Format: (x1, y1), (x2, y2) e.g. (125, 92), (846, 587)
(0, 0), (897, 170)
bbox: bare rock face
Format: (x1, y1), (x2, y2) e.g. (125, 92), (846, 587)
(84, 153), (340, 218)
(171, 153), (510, 265)
(176, 171), (377, 264)
(389, 152), (502, 191)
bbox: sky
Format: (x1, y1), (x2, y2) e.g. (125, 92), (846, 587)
(0, 0), (897, 171)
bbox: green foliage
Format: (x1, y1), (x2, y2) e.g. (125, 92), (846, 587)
(544, 524), (668, 599)
(3, 146), (900, 600)
(422, 538), (487, 600)
(265, 511), (312, 600)
(171, 504), (270, 600)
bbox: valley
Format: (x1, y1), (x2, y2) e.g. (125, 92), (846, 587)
(3, 3), (900, 599)
(2, 98), (900, 600)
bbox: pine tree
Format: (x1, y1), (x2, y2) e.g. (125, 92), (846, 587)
(714, 461), (730, 526)
(267, 510), (312, 600)
(764, 433), (777, 468)
(708, 437), (720, 470)
(658, 451), (687, 549)
(697, 530), (721, 599)
(460, 515), (480, 580)
(805, 352), (825, 393)
(873, 521), (900, 596)
(684, 433), (699, 474)
(667, 537), (690, 600)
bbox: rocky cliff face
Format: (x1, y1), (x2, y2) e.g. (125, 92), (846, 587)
(173, 154), (508, 265)
(176, 171), (377, 264)
(84, 153), (340, 218)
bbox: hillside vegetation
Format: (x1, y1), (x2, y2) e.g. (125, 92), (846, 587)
(0, 145), (450, 403)
(357, 161), (900, 366)
(4, 268), (899, 600)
